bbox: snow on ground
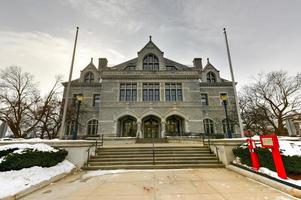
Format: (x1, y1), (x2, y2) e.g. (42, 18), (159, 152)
(258, 167), (301, 187)
(0, 143), (58, 153)
(0, 160), (75, 199)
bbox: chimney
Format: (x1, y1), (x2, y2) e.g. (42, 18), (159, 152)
(193, 58), (202, 70)
(98, 58), (108, 70)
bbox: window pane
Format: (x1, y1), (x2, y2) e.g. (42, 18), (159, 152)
(93, 94), (100, 106)
(120, 90), (125, 101)
(143, 89), (148, 101)
(177, 89), (182, 101)
(166, 90), (170, 101)
(132, 89), (137, 101)
(171, 89), (176, 101)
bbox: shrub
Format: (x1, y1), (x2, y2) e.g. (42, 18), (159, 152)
(0, 148), (68, 171)
(232, 147), (301, 174)
(0, 148), (18, 158)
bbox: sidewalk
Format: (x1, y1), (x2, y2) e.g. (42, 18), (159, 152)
(21, 168), (296, 200)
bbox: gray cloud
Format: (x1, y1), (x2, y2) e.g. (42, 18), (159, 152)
(0, 0), (300, 93)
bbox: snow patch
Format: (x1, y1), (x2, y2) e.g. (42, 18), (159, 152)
(0, 160), (75, 199)
(258, 167), (301, 187)
(0, 143), (58, 153)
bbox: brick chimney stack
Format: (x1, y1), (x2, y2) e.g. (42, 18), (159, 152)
(193, 58), (202, 70)
(98, 58), (108, 70)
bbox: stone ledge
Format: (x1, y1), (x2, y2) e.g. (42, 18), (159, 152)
(228, 164), (301, 198)
(0, 140), (96, 148)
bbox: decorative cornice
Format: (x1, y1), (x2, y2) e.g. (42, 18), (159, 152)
(100, 70), (200, 80)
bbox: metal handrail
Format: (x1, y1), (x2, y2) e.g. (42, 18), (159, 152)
(85, 134), (104, 166)
(152, 132), (155, 165)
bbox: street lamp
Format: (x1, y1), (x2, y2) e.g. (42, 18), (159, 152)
(73, 94), (83, 140)
(221, 95), (232, 138)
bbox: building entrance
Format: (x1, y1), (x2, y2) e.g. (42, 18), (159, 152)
(142, 115), (160, 138)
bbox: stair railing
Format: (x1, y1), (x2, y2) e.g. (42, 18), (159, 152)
(152, 132), (155, 165)
(85, 134), (104, 166)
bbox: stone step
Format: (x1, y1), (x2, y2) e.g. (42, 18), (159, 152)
(83, 163), (224, 170)
(100, 149), (210, 152)
(92, 153), (213, 158)
(99, 146), (208, 150)
(99, 150), (211, 155)
(89, 160), (220, 166)
(89, 156), (216, 162)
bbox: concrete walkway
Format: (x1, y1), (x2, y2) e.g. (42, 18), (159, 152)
(21, 168), (296, 200)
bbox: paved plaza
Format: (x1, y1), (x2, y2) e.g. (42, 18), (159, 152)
(21, 168), (296, 200)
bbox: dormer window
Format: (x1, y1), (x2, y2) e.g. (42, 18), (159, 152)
(84, 72), (94, 83)
(143, 54), (159, 70)
(206, 72), (216, 83)
(125, 66), (136, 71)
(166, 66), (177, 71)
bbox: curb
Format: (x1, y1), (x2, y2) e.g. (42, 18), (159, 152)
(228, 164), (301, 198)
(2, 168), (77, 200)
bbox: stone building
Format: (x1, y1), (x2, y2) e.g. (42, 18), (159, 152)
(63, 37), (239, 139)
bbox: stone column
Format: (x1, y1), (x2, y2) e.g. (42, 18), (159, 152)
(137, 121), (142, 138)
(161, 121), (166, 138)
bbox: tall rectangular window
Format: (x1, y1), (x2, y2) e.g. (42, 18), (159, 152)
(93, 94), (100, 107)
(165, 83), (183, 101)
(201, 93), (208, 106)
(143, 83), (160, 101)
(120, 83), (137, 101)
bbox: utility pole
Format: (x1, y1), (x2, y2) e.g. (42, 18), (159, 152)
(59, 27), (79, 139)
(223, 28), (244, 137)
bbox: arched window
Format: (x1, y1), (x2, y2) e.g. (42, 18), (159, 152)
(206, 72), (216, 83)
(65, 121), (76, 135)
(143, 54), (159, 70)
(222, 119), (235, 134)
(203, 118), (214, 134)
(87, 119), (98, 135)
(84, 72), (94, 83)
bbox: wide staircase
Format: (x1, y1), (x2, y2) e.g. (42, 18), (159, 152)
(83, 145), (224, 170)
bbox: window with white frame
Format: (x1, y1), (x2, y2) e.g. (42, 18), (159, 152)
(87, 119), (98, 135)
(201, 93), (208, 106)
(119, 83), (137, 101)
(84, 72), (94, 83)
(203, 118), (214, 134)
(165, 83), (182, 101)
(206, 72), (216, 83)
(93, 94), (100, 107)
(143, 83), (160, 101)
(143, 54), (159, 70)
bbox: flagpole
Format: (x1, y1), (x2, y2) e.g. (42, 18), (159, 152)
(59, 27), (79, 139)
(223, 28), (244, 137)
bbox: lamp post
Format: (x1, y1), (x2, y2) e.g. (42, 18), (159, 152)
(221, 95), (232, 138)
(73, 94), (83, 140)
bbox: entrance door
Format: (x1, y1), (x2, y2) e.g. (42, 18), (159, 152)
(143, 116), (160, 138)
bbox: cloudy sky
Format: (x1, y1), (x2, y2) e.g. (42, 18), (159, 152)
(0, 0), (300, 93)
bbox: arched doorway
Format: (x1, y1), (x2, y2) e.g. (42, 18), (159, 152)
(165, 115), (185, 136)
(142, 115), (161, 138)
(118, 115), (137, 137)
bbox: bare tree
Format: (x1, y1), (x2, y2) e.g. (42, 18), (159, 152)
(240, 71), (301, 135)
(0, 66), (41, 137)
(35, 76), (63, 139)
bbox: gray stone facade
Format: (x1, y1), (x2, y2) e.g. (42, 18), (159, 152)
(62, 38), (239, 138)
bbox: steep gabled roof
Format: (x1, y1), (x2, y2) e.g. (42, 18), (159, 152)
(81, 58), (97, 72)
(138, 36), (163, 54)
(164, 58), (192, 70)
(203, 58), (220, 72)
(110, 58), (138, 70)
